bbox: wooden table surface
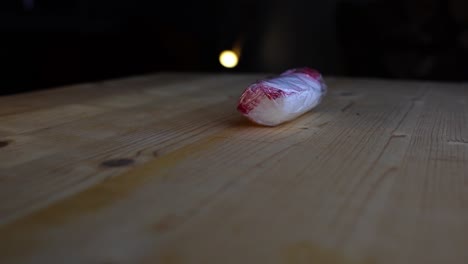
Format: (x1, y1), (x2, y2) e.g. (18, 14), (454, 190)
(0, 73), (467, 264)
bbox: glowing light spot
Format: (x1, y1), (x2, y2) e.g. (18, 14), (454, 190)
(219, 50), (239, 68)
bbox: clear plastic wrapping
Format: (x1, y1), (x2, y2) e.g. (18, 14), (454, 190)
(237, 67), (327, 126)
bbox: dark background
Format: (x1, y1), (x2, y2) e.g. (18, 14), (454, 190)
(2, 0), (468, 95)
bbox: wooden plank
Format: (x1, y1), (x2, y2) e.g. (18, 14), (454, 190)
(0, 74), (255, 168)
(0, 75), (257, 223)
(0, 74), (255, 170)
(0, 75), (467, 264)
(0, 73), (204, 117)
(0, 104), (108, 134)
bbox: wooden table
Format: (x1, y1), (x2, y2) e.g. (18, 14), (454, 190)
(0, 73), (467, 264)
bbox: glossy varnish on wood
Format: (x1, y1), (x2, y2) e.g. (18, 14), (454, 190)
(0, 73), (467, 264)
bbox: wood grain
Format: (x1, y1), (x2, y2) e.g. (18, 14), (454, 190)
(0, 74), (467, 264)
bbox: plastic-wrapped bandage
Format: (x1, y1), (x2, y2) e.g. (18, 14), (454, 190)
(237, 68), (327, 126)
